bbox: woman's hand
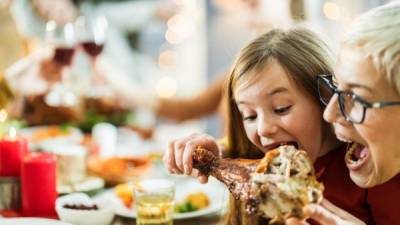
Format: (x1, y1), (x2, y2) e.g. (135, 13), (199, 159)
(286, 199), (365, 225)
(163, 133), (220, 184)
(39, 58), (63, 83)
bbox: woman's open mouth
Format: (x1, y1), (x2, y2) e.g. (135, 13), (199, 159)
(345, 142), (370, 171)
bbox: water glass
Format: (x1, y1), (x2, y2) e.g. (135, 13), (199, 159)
(135, 179), (175, 225)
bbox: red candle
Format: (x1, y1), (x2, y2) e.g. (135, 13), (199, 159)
(0, 128), (28, 177)
(21, 152), (57, 217)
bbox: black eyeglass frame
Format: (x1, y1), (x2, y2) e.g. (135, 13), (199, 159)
(317, 74), (400, 124)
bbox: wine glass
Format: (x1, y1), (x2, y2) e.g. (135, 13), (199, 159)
(44, 21), (79, 107)
(75, 16), (110, 98)
(76, 16), (107, 62)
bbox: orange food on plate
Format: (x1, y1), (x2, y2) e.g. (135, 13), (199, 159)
(114, 183), (134, 208)
(88, 156), (151, 185)
(31, 126), (71, 142)
(175, 192), (210, 213)
(186, 192), (209, 209)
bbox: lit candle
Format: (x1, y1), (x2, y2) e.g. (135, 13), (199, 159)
(0, 127), (28, 177)
(21, 152), (57, 217)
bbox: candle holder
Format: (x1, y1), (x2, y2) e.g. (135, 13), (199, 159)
(0, 177), (21, 214)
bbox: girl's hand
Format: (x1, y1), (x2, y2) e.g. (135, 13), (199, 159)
(286, 199), (365, 225)
(163, 133), (220, 183)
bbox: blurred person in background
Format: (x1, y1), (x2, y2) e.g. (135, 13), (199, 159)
(7, 0), (175, 94)
(5, 0), (319, 130)
(5, 0), (258, 129)
(5, 0), (183, 126)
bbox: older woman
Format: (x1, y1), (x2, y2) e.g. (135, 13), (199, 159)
(288, 2), (400, 225)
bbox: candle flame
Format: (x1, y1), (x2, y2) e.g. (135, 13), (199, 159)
(0, 109), (7, 122)
(9, 127), (16, 140)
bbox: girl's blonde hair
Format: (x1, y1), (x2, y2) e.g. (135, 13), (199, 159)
(342, 1), (400, 94)
(224, 28), (334, 225)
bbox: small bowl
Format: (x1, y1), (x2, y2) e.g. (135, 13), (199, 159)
(56, 193), (114, 225)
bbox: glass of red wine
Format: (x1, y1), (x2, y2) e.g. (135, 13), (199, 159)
(44, 21), (78, 107)
(46, 21), (76, 66)
(76, 16), (107, 62)
(75, 16), (109, 98)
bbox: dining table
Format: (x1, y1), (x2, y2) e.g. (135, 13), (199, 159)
(111, 213), (224, 225)
(0, 214), (224, 225)
(93, 161), (228, 225)
(0, 123), (228, 225)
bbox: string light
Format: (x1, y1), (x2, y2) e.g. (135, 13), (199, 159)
(323, 2), (341, 21)
(156, 76), (177, 98)
(158, 50), (176, 70)
(165, 14), (195, 45)
(165, 29), (182, 45)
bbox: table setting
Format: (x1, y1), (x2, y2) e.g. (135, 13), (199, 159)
(0, 7), (227, 223)
(0, 117), (228, 225)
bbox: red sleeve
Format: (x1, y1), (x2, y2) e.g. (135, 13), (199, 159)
(367, 174), (400, 225)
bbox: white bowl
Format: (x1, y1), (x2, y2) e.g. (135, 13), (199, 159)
(56, 193), (114, 225)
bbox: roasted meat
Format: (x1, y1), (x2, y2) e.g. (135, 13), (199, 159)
(193, 145), (324, 224)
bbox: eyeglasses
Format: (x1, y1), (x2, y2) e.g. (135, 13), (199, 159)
(317, 74), (400, 124)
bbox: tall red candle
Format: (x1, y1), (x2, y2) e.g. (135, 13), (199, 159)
(21, 153), (57, 217)
(0, 129), (28, 177)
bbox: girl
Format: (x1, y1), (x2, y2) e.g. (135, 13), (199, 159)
(288, 2), (400, 225)
(163, 28), (374, 224)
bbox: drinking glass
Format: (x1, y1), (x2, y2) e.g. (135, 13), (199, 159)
(76, 16), (107, 62)
(44, 21), (78, 107)
(75, 16), (109, 98)
(135, 179), (175, 225)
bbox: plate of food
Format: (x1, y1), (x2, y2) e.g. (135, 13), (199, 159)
(94, 177), (228, 219)
(20, 125), (83, 149)
(87, 156), (152, 185)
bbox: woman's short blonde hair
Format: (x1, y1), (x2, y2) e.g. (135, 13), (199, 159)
(342, 1), (400, 94)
